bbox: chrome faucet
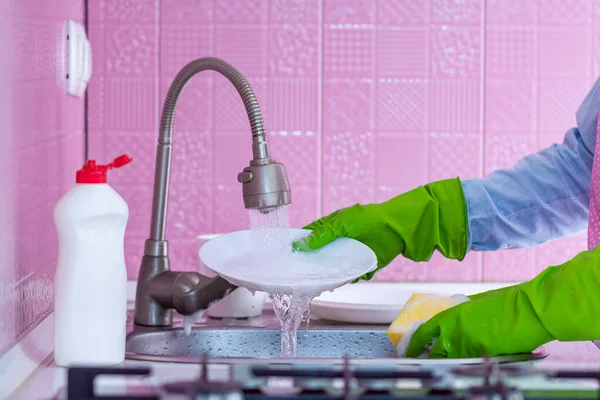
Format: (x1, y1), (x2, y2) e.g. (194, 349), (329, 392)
(134, 57), (292, 327)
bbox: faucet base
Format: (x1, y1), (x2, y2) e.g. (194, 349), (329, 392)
(134, 255), (238, 327)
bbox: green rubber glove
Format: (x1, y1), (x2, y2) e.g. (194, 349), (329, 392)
(292, 178), (469, 280)
(406, 245), (600, 358)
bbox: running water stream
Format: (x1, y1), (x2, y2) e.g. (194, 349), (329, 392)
(249, 206), (316, 358)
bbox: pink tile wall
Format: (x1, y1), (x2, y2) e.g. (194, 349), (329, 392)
(88, 0), (598, 283)
(0, 1), (85, 355)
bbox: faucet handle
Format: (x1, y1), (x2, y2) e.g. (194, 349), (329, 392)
(237, 171), (253, 183)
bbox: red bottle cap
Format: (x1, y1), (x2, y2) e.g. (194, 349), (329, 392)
(76, 154), (133, 184)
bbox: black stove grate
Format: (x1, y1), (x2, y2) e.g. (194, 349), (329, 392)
(66, 354), (600, 400)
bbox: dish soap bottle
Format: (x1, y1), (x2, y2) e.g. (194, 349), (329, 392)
(53, 154), (133, 367)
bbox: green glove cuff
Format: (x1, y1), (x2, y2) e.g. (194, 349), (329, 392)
(381, 178), (468, 262)
(523, 245), (600, 342)
(424, 178), (469, 261)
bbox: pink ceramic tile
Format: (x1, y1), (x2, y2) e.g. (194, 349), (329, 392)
(88, 77), (105, 130)
(323, 79), (373, 132)
(17, 145), (45, 209)
(59, 133), (85, 193)
(271, 0), (319, 23)
(431, 0), (482, 25)
(538, 79), (590, 133)
(287, 185), (319, 228)
(88, 130), (106, 163)
(267, 131), (319, 185)
(535, 234), (586, 274)
(105, 132), (157, 184)
(483, 249), (537, 282)
(429, 133), (481, 181)
(268, 24), (319, 77)
(376, 0), (429, 26)
(376, 28), (428, 78)
(12, 22), (36, 80)
(166, 184), (213, 240)
(12, 81), (36, 148)
(485, 27), (536, 78)
(160, 76), (213, 131)
(372, 258), (426, 282)
(376, 78), (428, 132)
(124, 236), (145, 278)
(170, 130), (213, 184)
(34, 22), (59, 80)
(424, 252), (481, 282)
(323, 132), (375, 186)
(111, 184), (153, 238)
(322, 186), (375, 215)
(214, 76), (268, 132)
(375, 186), (407, 203)
(104, 0), (158, 22)
(324, 0), (376, 23)
(539, 28), (591, 78)
(539, 0), (591, 26)
(214, 184), (250, 233)
(429, 80), (480, 132)
(160, 24), (213, 79)
(168, 238), (202, 273)
(161, 0), (214, 22)
(267, 79), (318, 130)
(484, 133), (537, 175)
(104, 78), (157, 130)
(106, 24), (158, 75)
(88, 0), (105, 21)
(214, 134), (253, 184)
(34, 80), (61, 133)
(215, 0), (268, 23)
(485, 80), (536, 134)
(324, 26), (374, 78)
(375, 135), (428, 189)
(44, 139), (63, 202)
(486, 0), (538, 25)
(431, 26), (481, 78)
(214, 25), (268, 76)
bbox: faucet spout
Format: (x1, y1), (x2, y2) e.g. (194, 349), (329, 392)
(134, 57), (292, 327)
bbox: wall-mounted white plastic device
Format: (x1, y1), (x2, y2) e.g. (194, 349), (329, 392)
(66, 20), (92, 97)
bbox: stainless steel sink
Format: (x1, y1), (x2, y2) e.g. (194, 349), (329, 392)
(125, 310), (549, 365)
(126, 327), (396, 359)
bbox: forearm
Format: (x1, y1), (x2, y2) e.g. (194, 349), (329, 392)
(464, 128), (593, 251)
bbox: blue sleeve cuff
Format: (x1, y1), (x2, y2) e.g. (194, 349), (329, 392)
(462, 128), (593, 252)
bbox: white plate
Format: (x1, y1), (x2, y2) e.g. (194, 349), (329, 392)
(199, 228), (377, 295)
(311, 282), (514, 324)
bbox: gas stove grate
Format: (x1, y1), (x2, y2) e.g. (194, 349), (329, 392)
(66, 355), (600, 400)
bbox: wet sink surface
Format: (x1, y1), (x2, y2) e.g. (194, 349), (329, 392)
(127, 328), (396, 359)
(125, 310), (548, 365)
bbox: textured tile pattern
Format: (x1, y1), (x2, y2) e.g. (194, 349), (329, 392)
(0, 3), (85, 355)
(87, 1), (599, 284)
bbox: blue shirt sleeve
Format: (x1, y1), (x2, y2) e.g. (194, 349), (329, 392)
(463, 77), (600, 251)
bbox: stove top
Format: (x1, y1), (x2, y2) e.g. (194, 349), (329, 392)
(64, 355), (600, 400)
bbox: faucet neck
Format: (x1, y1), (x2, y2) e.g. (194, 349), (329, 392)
(147, 57), (270, 248)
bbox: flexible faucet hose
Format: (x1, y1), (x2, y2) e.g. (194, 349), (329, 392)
(160, 57), (267, 143)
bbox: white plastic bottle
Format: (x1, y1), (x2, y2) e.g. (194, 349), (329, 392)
(53, 154), (133, 367)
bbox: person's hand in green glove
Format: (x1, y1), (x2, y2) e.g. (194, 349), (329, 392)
(292, 178), (469, 280)
(406, 245), (600, 358)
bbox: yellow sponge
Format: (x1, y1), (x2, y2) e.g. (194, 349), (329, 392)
(387, 293), (468, 349)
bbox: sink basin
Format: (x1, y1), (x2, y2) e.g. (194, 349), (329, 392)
(127, 328), (395, 359)
(125, 326), (548, 365)
(124, 308), (548, 365)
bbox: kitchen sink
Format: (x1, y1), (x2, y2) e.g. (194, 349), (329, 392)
(126, 327), (396, 359)
(124, 310), (549, 365)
